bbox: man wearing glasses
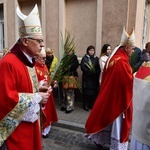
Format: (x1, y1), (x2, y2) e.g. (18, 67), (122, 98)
(0, 4), (51, 150)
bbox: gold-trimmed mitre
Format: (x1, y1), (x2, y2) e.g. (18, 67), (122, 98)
(105, 27), (135, 69)
(120, 27), (135, 47)
(16, 4), (42, 37)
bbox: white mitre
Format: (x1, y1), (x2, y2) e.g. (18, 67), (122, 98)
(120, 27), (135, 46)
(16, 4), (42, 37)
(105, 27), (135, 69)
(40, 47), (46, 57)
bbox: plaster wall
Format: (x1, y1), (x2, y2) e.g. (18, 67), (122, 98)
(127, 0), (137, 32)
(3, 0), (149, 54)
(101, 0), (128, 50)
(65, 0), (97, 58)
(1, 0), (150, 100)
(135, 0), (147, 48)
(45, 0), (59, 57)
(2, 0), (150, 57)
(7, 1), (16, 47)
(18, 0), (41, 15)
(3, 0), (16, 49)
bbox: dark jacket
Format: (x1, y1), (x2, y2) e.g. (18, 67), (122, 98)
(45, 55), (53, 70)
(81, 54), (100, 94)
(130, 47), (143, 73)
(63, 54), (79, 77)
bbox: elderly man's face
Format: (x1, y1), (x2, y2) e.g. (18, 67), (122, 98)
(36, 53), (46, 66)
(125, 46), (135, 56)
(23, 35), (44, 57)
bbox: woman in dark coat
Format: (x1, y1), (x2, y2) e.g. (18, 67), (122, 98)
(81, 45), (101, 111)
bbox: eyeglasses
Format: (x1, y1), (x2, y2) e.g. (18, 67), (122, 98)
(28, 37), (44, 44)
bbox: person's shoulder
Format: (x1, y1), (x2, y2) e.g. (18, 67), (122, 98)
(53, 55), (58, 60)
(100, 55), (106, 59)
(81, 54), (85, 59)
(142, 49), (147, 54)
(73, 54), (77, 57)
(83, 54), (89, 58)
(0, 53), (20, 66)
(53, 54), (57, 58)
(135, 47), (142, 52)
(95, 56), (100, 61)
(110, 53), (127, 65)
(100, 55), (108, 61)
(1, 53), (16, 61)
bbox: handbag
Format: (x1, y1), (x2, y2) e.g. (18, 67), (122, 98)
(62, 76), (78, 89)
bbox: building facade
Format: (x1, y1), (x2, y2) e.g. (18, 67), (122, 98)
(0, 0), (150, 87)
(0, 0), (149, 100)
(0, 0), (150, 56)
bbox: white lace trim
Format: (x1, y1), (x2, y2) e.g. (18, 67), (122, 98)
(22, 93), (42, 123)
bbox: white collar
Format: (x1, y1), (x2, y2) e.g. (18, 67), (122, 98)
(22, 51), (33, 64)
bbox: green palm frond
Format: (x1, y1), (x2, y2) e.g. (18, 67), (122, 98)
(50, 30), (82, 92)
(84, 59), (95, 73)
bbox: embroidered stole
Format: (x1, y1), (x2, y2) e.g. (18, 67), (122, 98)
(0, 67), (38, 146)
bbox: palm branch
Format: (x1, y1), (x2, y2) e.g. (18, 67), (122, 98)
(50, 30), (82, 91)
(84, 59), (95, 73)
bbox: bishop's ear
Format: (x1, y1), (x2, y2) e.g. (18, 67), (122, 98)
(22, 37), (28, 46)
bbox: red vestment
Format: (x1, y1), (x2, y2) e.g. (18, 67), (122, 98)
(0, 45), (42, 150)
(85, 48), (133, 142)
(35, 62), (58, 130)
(135, 62), (150, 79)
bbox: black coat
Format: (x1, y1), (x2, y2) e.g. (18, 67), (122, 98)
(63, 54), (79, 77)
(45, 55), (53, 70)
(81, 54), (101, 95)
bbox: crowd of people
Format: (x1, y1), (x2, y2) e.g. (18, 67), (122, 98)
(0, 4), (150, 150)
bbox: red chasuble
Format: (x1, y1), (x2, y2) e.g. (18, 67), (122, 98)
(85, 48), (133, 142)
(35, 62), (58, 129)
(0, 45), (42, 150)
(135, 62), (150, 79)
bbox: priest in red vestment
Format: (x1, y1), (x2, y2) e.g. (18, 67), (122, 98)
(85, 27), (135, 150)
(35, 48), (58, 138)
(0, 5), (51, 150)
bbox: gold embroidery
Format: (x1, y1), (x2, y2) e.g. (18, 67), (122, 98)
(108, 57), (121, 67)
(0, 66), (39, 146)
(0, 93), (33, 146)
(27, 67), (39, 92)
(36, 69), (43, 77)
(142, 61), (150, 67)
